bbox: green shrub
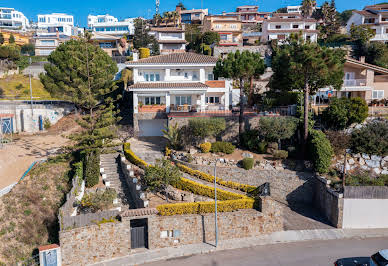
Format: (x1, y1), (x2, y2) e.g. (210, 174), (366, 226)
(346, 171), (388, 186)
(186, 154), (194, 163)
(241, 130), (260, 151)
(242, 158), (254, 170)
(350, 121), (388, 156)
(273, 150), (288, 159)
(258, 117), (298, 142)
(43, 118), (51, 129)
(73, 161), (83, 179)
(211, 141), (235, 154)
(308, 130), (334, 174)
(257, 141), (267, 154)
(325, 130), (351, 156)
(199, 142), (211, 153)
(80, 188), (117, 212)
(83, 149), (100, 188)
(323, 97), (368, 130)
(188, 118), (226, 141)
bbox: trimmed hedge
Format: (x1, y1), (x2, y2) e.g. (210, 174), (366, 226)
(123, 143), (149, 168)
(177, 163), (256, 193)
(83, 149), (100, 188)
(308, 130), (334, 174)
(242, 158), (254, 170)
(199, 142), (211, 153)
(211, 141), (235, 154)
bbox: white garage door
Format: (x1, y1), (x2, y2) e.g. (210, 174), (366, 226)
(139, 119), (166, 137)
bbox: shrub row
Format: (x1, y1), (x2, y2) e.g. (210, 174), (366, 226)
(83, 149), (100, 188)
(123, 143), (149, 168)
(308, 130), (333, 174)
(157, 199), (255, 216)
(177, 163), (256, 193)
(210, 141), (236, 154)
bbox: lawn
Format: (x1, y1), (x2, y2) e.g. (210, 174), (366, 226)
(0, 156), (72, 265)
(0, 74), (55, 100)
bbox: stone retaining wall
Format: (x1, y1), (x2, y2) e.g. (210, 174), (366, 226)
(334, 153), (388, 175)
(176, 159), (314, 205)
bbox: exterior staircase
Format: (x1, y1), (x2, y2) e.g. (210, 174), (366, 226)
(100, 153), (135, 211)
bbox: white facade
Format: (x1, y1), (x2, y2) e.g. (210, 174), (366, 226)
(88, 14), (135, 36)
(287, 6), (302, 13)
(149, 28), (186, 54)
(127, 53), (233, 114)
(0, 7), (29, 30)
(37, 13), (74, 28)
(34, 35), (70, 56)
(343, 199), (388, 229)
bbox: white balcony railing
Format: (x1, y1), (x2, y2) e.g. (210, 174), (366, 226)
(343, 79), (367, 87)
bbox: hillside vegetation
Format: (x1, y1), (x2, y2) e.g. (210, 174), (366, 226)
(0, 156), (72, 265)
(0, 74), (55, 100)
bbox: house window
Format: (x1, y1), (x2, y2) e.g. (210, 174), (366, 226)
(144, 96), (161, 105)
(215, 24), (221, 29)
(386, 28), (388, 34)
(305, 25), (310, 29)
(145, 72), (160, 81)
(220, 34), (228, 40)
(184, 72), (188, 78)
(206, 96), (220, 104)
(365, 18), (375, 24)
(230, 24), (237, 29)
(275, 25), (281, 29)
(176, 96), (192, 105)
(306, 35), (311, 41)
(208, 73), (214, 80)
(293, 25), (299, 29)
(372, 90), (384, 99)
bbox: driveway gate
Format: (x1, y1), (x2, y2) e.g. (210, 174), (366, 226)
(1, 117), (13, 134)
(130, 219), (148, 249)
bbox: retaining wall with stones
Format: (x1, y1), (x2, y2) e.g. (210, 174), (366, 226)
(334, 153), (388, 175)
(176, 160), (315, 205)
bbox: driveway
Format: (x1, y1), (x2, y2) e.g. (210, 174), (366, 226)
(129, 137), (167, 165)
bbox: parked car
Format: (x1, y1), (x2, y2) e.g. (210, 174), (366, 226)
(335, 250), (388, 266)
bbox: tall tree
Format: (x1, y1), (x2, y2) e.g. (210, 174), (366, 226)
(338, 9), (354, 26)
(350, 24), (375, 57)
(318, 0), (340, 40)
(269, 34), (345, 150)
(214, 51), (265, 139)
(40, 34), (118, 115)
(301, 0), (317, 18)
(9, 34), (15, 44)
(133, 18), (159, 55)
(176, 2), (186, 10)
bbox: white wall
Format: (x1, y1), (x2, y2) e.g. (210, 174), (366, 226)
(343, 199), (388, 228)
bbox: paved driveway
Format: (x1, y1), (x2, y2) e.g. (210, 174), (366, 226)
(129, 137), (167, 165)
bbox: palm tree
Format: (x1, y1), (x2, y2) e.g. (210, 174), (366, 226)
(301, 0), (317, 18)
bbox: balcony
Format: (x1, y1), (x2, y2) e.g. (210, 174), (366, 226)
(343, 79), (367, 87)
(139, 105), (166, 113)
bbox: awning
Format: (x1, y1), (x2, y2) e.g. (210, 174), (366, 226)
(137, 93), (167, 97)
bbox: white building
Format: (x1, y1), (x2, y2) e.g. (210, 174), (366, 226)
(88, 14), (135, 36)
(287, 6), (302, 13)
(37, 13), (74, 28)
(34, 34), (71, 56)
(346, 4), (388, 42)
(0, 7), (29, 30)
(149, 27), (186, 54)
(261, 13), (318, 43)
(126, 52), (235, 136)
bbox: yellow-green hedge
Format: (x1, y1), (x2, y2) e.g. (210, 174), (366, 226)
(123, 143), (149, 168)
(177, 163), (256, 193)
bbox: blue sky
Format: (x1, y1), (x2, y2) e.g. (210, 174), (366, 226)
(8, 0), (382, 27)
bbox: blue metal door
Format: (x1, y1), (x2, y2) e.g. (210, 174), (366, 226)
(1, 118), (12, 134)
(39, 115), (43, 131)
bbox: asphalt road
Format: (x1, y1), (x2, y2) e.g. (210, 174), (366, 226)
(145, 237), (388, 266)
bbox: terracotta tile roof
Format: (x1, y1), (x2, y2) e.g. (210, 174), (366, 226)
(129, 82), (209, 89)
(0, 114), (14, 118)
(150, 27), (185, 32)
(39, 244), (60, 252)
(268, 17), (316, 23)
(157, 39), (187, 44)
(346, 57), (388, 75)
(127, 52), (218, 65)
(121, 208), (158, 217)
(366, 4), (388, 10)
(205, 80), (225, 88)
(353, 10), (378, 16)
(267, 29), (319, 33)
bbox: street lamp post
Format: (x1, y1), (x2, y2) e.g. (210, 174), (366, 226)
(214, 159), (219, 247)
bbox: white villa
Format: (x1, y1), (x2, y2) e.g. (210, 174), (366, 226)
(126, 53), (235, 136)
(149, 27), (187, 54)
(0, 7), (29, 30)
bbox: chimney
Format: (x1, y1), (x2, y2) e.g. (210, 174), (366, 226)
(56, 30), (59, 39)
(133, 52), (138, 62)
(176, 5), (181, 13)
(360, 56), (365, 63)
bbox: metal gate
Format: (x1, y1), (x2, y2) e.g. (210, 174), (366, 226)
(1, 118), (13, 134)
(131, 226), (146, 249)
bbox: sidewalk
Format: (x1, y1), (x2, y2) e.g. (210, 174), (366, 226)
(91, 228), (388, 266)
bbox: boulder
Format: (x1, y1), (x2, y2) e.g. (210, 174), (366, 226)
(242, 152), (253, 158)
(348, 158), (355, 165)
(353, 153), (361, 158)
(362, 153), (370, 160)
(383, 156), (388, 162)
(359, 157), (365, 165)
(361, 165), (370, 171)
(371, 155), (382, 161)
(189, 148), (197, 155)
(382, 170), (388, 175)
(373, 168), (382, 175)
(366, 160), (380, 168)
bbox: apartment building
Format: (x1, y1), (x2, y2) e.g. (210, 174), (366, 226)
(179, 8), (208, 25)
(346, 4), (388, 42)
(0, 7), (29, 30)
(37, 13), (74, 28)
(261, 13), (318, 43)
(88, 14), (135, 36)
(126, 52), (233, 136)
(316, 58), (388, 104)
(203, 15), (243, 46)
(287, 6), (302, 13)
(34, 34), (71, 56)
(149, 27), (186, 54)
(226, 5), (271, 24)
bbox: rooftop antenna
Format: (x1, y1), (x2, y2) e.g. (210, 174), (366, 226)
(156, 0), (160, 15)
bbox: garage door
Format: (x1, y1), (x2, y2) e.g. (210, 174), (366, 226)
(138, 119), (166, 137)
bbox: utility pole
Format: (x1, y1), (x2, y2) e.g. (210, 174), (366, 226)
(29, 57), (34, 116)
(214, 160), (218, 248)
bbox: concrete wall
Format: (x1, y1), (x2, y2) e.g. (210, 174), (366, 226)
(0, 101), (74, 133)
(342, 199), (388, 228)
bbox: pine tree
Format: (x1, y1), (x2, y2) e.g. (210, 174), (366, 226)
(301, 0), (317, 18)
(319, 0), (340, 40)
(269, 34), (345, 152)
(213, 51), (265, 140)
(9, 34), (15, 44)
(40, 34), (118, 115)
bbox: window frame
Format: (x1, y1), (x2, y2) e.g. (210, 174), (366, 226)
(372, 90), (384, 99)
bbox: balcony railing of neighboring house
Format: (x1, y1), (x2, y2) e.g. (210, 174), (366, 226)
(139, 105), (166, 113)
(343, 79), (367, 87)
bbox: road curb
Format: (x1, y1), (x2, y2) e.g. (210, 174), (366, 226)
(92, 228), (388, 266)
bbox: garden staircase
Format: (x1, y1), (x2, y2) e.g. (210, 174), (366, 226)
(100, 153), (135, 210)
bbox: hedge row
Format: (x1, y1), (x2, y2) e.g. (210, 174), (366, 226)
(157, 199), (254, 216)
(123, 142), (255, 216)
(123, 143), (149, 168)
(177, 163), (256, 193)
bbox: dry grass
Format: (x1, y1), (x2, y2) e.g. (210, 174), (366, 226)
(0, 74), (55, 100)
(0, 157), (71, 265)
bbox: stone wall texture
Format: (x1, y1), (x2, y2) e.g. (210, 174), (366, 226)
(59, 221), (131, 266)
(177, 160), (314, 205)
(313, 176), (343, 228)
(334, 153), (388, 175)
